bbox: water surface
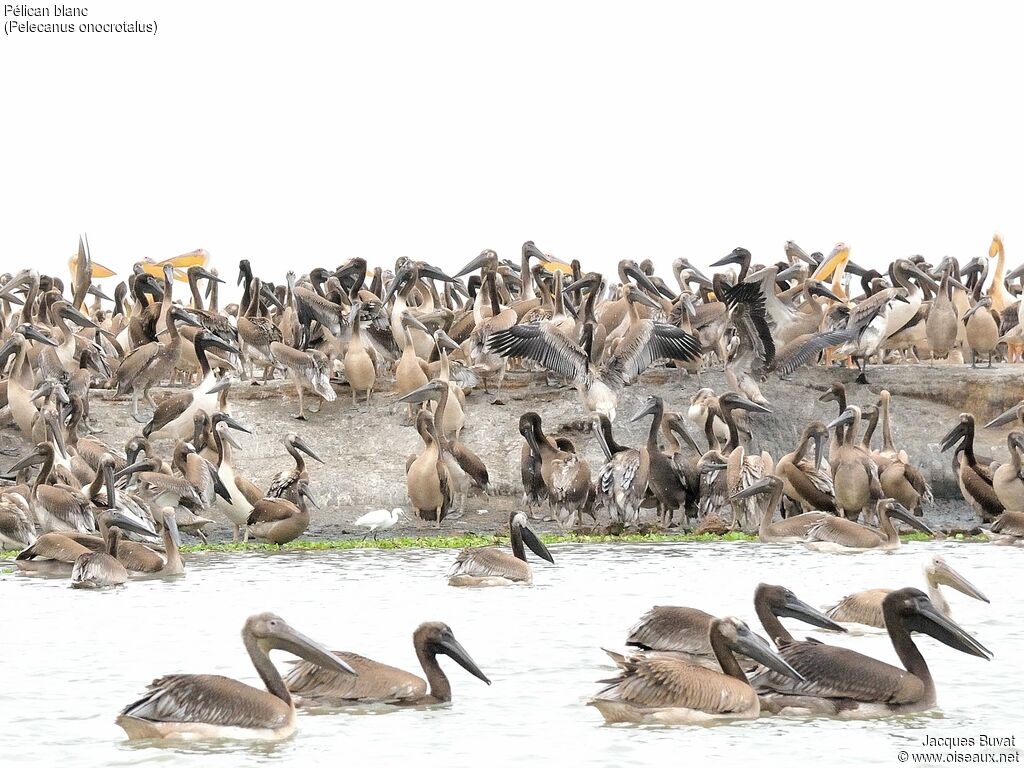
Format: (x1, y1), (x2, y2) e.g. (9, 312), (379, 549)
(0, 541), (1018, 767)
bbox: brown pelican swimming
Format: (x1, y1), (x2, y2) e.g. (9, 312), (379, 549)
(619, 582), (843, 670)
(116, 613), (356, 741)
(284, 622), (490, 706)
(754, 587), (992, 717)
(488, 285), (700, 422)
(802, 498), (933, 552)
(448, 511), (554, 586)
(826, 555), (989, 627)
(589, 617), (803, 724)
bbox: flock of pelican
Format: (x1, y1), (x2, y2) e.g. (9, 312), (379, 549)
(0, 234), (1019, 740)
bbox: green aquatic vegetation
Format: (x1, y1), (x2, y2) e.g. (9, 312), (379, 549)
(0, 530), (982, 560)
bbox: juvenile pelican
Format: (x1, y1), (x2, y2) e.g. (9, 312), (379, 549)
(986, 511), (1024, 545)
(448, 511), (554, 586)
(267, 433), (324, 504)
(71, 526), (130, 589)
(589, 617), (802, 724)
(284, 622), (490, 706)
(247, 481), (318, 545)
(488, 286), (701, 422)
(827, 555), (989, 627)
(621, 583), (842, 669)
(116, 613), (356, 741)
(940, 413), (1004, 522)
(755, 588), (992, 717)
(270, 342), (336, 420)
(730, 476), (830, 543)
(802, 498), (933, 552)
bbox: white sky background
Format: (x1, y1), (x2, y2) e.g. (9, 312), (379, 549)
(2, 1), (1023, 303)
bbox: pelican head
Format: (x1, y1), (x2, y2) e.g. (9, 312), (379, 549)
(244, 613), (357, 676)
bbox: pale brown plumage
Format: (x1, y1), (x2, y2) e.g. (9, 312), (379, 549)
(117, 613), (355, 741)
(447, 511), (554, 586)
(284, 622), (490, 706)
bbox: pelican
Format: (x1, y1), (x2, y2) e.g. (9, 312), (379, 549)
(755, 588), (992, 717)
(116, 613), (356, 741)
(518, 411), (591, 529)
(247, 480), (318, 545)
(827, 405), (883, 521)
(448, 511), (554, 586)
(284, 622), (490, 706)
(141, 332), (239, 440)
(621, 583), (842, 670)
(802, 498), (933, 552)
(827, 555), (989, 627)
(986, 512), (1024, 545)
(405, 410), (453, 526)
(589, 617), (802, 724)
(488, 286), (701, 422)
(774, 422), (836, 514)
(267, 433), (324, 504)
(964, 296), (1000, 367)
(71, 526), (130, 589)
(940, 413), (1004, 522)
(270, 342), (336, 420)
(8, 442), (94, 533)
(0, 325), (60, 436)
(115, 299), (203, 423)
(0, 492), (36, 549)
(730, 476), (830, 543)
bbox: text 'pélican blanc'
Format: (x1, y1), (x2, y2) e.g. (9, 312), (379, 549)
(3, 6), (158, 35)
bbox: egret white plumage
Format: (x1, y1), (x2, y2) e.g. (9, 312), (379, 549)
(354, 508), (404, 539)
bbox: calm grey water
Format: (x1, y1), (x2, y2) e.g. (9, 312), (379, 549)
(0, 541), (1019, 767)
